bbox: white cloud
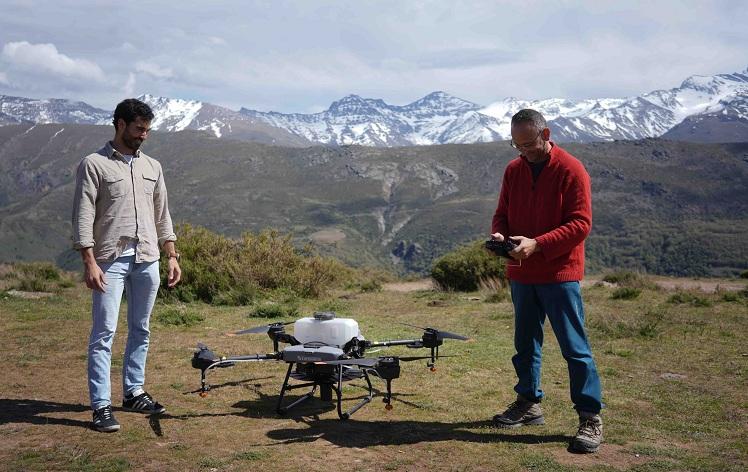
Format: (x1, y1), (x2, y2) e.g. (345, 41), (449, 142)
(123, 73), (136, 96)
(208, 36), (226, 46)
(0, 71), (8, 85)
(135, 61), (174, 79)
(1, 41), (105, 82)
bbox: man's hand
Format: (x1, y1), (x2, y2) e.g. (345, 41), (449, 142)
(84, 261), (107, 292)
(167, 258), (181, 288)
(490, 232), (505, 242)
(508, 236), (540, 260)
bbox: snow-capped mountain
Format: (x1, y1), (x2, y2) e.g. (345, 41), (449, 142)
(0, 95), (110, 125)
(138, 94), (310, 146)
(240, 91), (503, 146)
(480, 68), (748, 142)
(0, 93), (309, 146)
(1, 67), (745, 145)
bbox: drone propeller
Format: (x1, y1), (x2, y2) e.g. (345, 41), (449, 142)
(398, 322), (470, 341)
(229, 320), (295, 336)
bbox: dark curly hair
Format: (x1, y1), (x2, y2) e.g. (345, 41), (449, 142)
(112, 98), (154, 129)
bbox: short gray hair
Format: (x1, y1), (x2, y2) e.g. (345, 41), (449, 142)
(511, 109), (547, 131)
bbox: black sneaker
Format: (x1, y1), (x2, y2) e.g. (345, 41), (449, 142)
(122, 391), (166, 414)
(92, 405), (120, 432)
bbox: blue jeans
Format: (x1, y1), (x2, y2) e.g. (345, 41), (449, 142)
(88, 256), (160, 410)
(510, 281), (602, 413)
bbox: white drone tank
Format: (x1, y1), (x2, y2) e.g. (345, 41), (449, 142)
(293, 311), (360, 347)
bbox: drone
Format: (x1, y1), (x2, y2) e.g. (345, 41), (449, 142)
(191, 311), (469, 420)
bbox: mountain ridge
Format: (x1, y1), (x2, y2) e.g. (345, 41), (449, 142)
(0, 67), (746, 145)
(0, 123), (745, 277)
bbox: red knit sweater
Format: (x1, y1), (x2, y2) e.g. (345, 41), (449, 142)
(491, 143), (591, 283)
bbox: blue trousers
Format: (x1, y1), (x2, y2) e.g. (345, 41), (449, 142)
(88, 256), (160, 410)
(510, 280), (602, 413)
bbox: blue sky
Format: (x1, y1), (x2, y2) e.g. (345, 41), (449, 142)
(1, 0), (745, 112)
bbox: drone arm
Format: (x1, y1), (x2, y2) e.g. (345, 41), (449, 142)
(367, 339), (421, 348)
(224, 353), (279, 362)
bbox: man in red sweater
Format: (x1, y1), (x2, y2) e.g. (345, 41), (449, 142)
(491, 109), (603, 453)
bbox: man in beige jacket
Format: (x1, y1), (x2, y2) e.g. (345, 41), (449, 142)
(72, 98), (181, 432)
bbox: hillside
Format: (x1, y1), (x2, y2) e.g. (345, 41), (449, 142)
(0, 123), (746, 276)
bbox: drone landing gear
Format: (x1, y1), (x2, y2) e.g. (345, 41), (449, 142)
(276, 362), (374, 420)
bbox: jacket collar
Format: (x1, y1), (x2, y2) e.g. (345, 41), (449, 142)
(519, 141), (558, 166)
(105, 141), (141, 161)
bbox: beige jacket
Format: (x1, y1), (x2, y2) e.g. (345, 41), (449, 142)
(72, 141), (177, 262)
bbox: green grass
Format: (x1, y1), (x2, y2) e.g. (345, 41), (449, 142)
(0, 277), (746, 471)
(152, 305), (205, 327)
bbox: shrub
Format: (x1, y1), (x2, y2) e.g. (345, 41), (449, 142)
(721, 292), (739, 302)
(483, 291), (507, 303)
(431, 241), (506, 292)
(153, 305), (204, 327)
(248, 301), (299, 319)
(667, 291), (712, 307)
(602, 270), (656, 290)
(159, 224), (350, 304)
(358, 279), (383, 292)
(637, 309), (664, 338)
(610, 287), (642, 300)
(7, 262), (73, 293)
(740, 270), (748, 279)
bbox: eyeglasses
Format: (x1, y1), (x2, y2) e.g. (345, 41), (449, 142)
(510, 129), (543, 150)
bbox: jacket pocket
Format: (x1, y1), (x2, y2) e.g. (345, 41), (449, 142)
(103, 173), (126, 198)
(142, 173), (158, 195)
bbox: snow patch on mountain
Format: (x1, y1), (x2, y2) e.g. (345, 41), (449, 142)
(1, 67), (746, 145)
(139, 94), (202, 132)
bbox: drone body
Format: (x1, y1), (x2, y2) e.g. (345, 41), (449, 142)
(192, 311), (468, 419)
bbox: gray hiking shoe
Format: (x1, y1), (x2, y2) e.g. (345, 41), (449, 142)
(571, 412), (603, 453)
(493, 395), (544, 428)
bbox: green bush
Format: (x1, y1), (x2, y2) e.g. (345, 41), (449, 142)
(248, 301), (299, 319)
(740, 270), (748, 279)
(358, 279), (383, 292)
(483, 291), (507, 303)
(345, 267), (394, 292)
(153, 305), (204, 327)
(7, 262), (73, 293)
(667, 291), (712, 307)
(602, 270), (656, 290)
(431, 241), (506, 292)
(610, 287), (642, 300)
(159, 224), (351, 305)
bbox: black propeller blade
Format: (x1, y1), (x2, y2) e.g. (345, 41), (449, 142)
(230, 320), (294, 336)
(436, 330), (469, 341)
(397, 322), (470, 341)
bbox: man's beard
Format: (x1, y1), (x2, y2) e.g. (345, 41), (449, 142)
(123, 135), (143, 151)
